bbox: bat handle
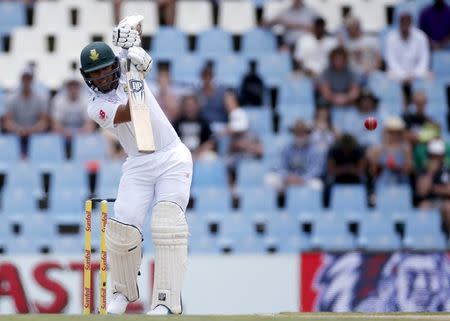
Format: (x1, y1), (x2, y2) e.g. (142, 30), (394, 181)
(126, 58), (131, 72)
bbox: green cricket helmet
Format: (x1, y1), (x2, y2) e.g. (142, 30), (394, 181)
(80, 41), (120, 93)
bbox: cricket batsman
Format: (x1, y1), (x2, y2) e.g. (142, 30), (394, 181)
(79, 16), (192, 315)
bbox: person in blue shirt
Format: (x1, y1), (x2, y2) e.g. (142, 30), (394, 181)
(280, 119), (325, 188)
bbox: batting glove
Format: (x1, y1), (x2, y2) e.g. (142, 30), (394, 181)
(128, 46), (153, 76)
(112, 24), (141, 49)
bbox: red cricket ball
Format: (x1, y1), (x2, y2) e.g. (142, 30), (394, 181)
(364, 117), (377, 131)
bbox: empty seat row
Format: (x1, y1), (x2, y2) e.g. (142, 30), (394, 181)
(1, 209), (446, 255)
(192, 183), (414, 214)
(0, 133), (108, 164)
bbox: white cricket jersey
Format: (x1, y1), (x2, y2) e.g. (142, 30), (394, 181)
(87, 70), (179, 157)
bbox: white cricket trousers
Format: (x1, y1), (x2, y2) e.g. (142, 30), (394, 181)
(113, 139), (193, 230)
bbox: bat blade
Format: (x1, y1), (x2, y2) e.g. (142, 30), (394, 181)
(126, 61), (155, 153)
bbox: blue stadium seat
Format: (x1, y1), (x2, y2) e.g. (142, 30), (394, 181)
(215, 54), (247, 88)
(244, 107), (272, 134)
(186, 212), (208, 238)
(0, 134), (20, 164)
(0, 218), (14, 244)
(192, 159), (227, 187)
(218, 235), (266, 254)
(29, 133), (65, 166)
(189, 235), (220, 254)
(5, 237), (49, 255)
(197, 28), (233, 57)
(311, 213), (355, 251)
(48, 188), (87, 215)
(193, 186), (231, 212)
(73, 133), (108, 162)
(265, 213), (300, 237)
(404, 210), (447, 250)
(261, 133), (290, 169)
(241, 28), (276, 58)
(332, 108), (360, 134)
(412, 79), (447, 106)
(279, 108), (314, 133)
(217, 213), (255, 238)
(50, 162), (87, 191)
(236, 159), (266, 187)
(279, 78), (314, 107)
(377, 184), (413, 215)
(432, 51), (450, 79)
(277, 234), (313, 253)
(0, 2), (26, 34)
(239, 186), (277, 212)
(286, 186), (322, 217)
(20, 214), (57, 238)
(331, 184), (367, 217)
(215, 134), (230, 157)
(367, 72), (402, 108)
(52, 235), (84, 254)
(172, 54), (204, 84)
(97, 161), (122, 197)
(257, 53), (291, 86)
(358, 213), (401, 251)
(4, 162), (40, 191)
(1, 187), (38, 215)
(152, 27), (187, 59)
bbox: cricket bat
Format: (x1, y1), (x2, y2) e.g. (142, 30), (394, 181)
(124, 15), (155, 153)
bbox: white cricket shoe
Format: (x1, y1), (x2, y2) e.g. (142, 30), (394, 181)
(107, 293), (128, 314)
(146, 305), (171, 315)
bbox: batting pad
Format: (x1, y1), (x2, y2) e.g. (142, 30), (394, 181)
(105, 218), (143, 302)
(151, 201), (188, 314)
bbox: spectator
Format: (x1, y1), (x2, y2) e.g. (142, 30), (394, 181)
(419, 0), (450, 50)
(294, 17), (338, 77)
(367, 117), (413, 185)
(323, 133), (366, 207)
(385, 10), (431, 82)
(414, 134), (450, 173)
(310, 105), (338, 152)
(263, 0), (317, 50)
(239, 60), (265, 106)
(416, 139), (450, 233)
(157, 0), (176, 26)
(317, 46), (360, 107)
(196, 61), (229, 133)
(51, 75), (94, 159)
(3, 66), (49, 158)
(173, 94), (216, 161)
(402, 91), (439, 145)
(340, 16), (381, 79)
(112, 0), (175, 28)
(113, 0), (122, 24)
(148, 63), (186, 123)
(280, 119), (325, 188)
(226, 108), (263, 190)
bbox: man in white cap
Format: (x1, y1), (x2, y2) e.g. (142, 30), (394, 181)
(417, 138), (450, 233)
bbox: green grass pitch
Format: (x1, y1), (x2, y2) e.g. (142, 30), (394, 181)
(1, 313), (449, 321)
